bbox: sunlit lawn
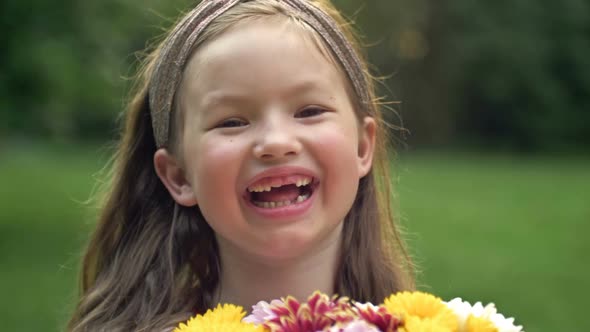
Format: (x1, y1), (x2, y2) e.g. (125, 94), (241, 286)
(1, 144), (588, 331)
(397, 151), (589, 332)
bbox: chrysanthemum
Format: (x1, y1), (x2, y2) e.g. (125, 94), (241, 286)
(465, 315), (498, 332)
(174, 304), (264, 332)
(486, 313), (522, 332)
(262, 291), (357, 332)
(243, 299), (284, 325)
(326, 319), (381, 332)
(383, 292), (458, 332)
(403, 316), (455, 332)
(354, 302), (401, 332)
(444, 298), (522, 332)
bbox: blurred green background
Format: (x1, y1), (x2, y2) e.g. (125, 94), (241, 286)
(0, 0), (588, 331)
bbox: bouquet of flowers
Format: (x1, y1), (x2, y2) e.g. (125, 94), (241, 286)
(174, 291), (523, 332)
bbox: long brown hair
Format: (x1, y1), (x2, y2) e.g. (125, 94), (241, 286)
(68, 1), (414, 331)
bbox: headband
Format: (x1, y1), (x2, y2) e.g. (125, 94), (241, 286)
(148, 0), (369, 147)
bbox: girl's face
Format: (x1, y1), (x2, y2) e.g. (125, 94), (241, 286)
(158, 18), (375, 263)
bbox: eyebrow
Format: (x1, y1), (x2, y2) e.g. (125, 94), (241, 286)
(201, 80), (329, 109)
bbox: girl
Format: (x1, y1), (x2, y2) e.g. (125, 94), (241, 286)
(68, 0), (414, 331)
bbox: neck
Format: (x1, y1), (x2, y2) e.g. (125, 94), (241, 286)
(214, 229), (342, 312)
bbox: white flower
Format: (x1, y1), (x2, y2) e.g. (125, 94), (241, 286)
(326, 319), (380, 332)
(444, 297), (524, 332)
(242, 299), (283, 325)
(488, 311), (524, 332)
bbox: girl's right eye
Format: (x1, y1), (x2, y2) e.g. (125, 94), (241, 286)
(216, 118), (248, 128)
(295, 106), (326, 118)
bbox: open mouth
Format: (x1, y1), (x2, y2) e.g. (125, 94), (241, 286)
(246, 175), (317, 209)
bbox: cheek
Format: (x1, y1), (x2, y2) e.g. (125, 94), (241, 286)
(197, 137), (242, 170)
(312, 122), (361, 173)
(311, 124), (362, 212)
(318, 136), (358, 172)
(185, 137), (247, 223)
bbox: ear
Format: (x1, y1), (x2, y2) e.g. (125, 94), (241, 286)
(357, 116), (376, 178)
(153, 148), (198, 207)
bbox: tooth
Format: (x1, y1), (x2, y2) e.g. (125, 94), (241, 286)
(264, 186), (271, 192)
(296, 180), (301, 187)
(269, 202), (276, 208)
(303, 178), (310, 186)
(297, 193), (311, 203)
(276, 201), (283, 207)
(283, 200), (291, 206)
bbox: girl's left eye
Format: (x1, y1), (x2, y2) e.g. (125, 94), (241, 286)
(295, 107), (326, 118)
(217, 118), (248, 128)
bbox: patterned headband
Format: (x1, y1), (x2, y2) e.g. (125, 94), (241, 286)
(148, 0), (369, 148)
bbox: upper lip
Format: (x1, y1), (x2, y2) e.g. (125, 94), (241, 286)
(244, 166), (317, 192)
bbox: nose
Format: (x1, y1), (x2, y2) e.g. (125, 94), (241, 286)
(253, 117), (302, 161)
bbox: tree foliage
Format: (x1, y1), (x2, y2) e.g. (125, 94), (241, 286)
(2, 0), (589, 150)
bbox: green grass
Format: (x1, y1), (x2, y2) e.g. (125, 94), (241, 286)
(397, 152), (590, 331)
(1, 145), (588, 331)
(0, 144), (109, 331)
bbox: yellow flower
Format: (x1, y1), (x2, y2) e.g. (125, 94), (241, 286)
(465, 315), (498, 332)
(402, 316), (455, 332)
(173, 304), (265, 332)
(383, 292), (458, 332)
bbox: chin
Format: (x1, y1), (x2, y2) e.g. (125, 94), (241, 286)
(252, 227), (342, 265)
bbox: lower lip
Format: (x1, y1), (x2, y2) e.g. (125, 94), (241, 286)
(244, 191), (315, 220)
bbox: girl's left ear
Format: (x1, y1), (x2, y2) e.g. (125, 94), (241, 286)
(357, 116), (376, 178)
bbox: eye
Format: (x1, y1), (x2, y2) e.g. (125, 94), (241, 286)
(217, 118), (248, 128)
(295, 106), (326, 118)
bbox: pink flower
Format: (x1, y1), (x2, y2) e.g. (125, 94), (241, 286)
(326, 319), (381, 332)
(353, 302), (401, 332)
(262, 291), (357, 332)
(243, 299), (284, 325)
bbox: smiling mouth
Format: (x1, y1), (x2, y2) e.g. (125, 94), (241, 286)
(246, 176), (317, 209)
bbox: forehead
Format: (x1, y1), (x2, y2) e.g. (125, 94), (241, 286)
(180, 18), (350, 105)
